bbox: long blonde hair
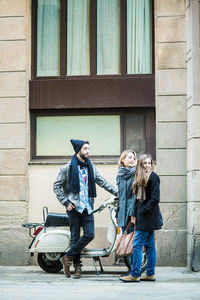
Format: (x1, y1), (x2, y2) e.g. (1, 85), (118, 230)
(133, 154), (155, 194)
(118, 150), (137, 167)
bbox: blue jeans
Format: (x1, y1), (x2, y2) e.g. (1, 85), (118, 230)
(66, 208), (95, 264)
(130, 230), (156, 278)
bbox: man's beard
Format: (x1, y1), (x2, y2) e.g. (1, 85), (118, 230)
(80, 152), (87, 160)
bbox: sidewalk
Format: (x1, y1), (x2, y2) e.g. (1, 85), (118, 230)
(0, 265), (200, 300)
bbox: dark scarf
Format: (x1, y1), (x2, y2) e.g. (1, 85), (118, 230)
(118, 166), (136, 180)
(69, 154), (96, 197)
(117, 166), (136, 199)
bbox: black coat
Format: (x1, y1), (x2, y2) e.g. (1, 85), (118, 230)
(134, 172), (162, 231)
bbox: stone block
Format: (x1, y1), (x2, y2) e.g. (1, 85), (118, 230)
(187, 233), (194, 270)
(186, 0), (190, 9)
(156, 96), (187, 122)
(187, 138), (200, 171)
(155, 230), (187, 266)
(160, 175), (186, 203)
(0, 227), (29, 265)
(187, 202), (195, 234)
(187, 202), (200, 235)
(0, 176), (26, 201)
(157, 122), (186, 149)
(186, 3), (191, 54)
(157, 69), (186, 96)
(0, 72), (26, 97)
(0, 17), (26, 40)
(0, 0), (26, 17)
(157, 17), (185, 42)
(157, 0), (185, 17)
(0, 41), (26, 71)
(0, 150), (27, 175)
(193, 235), (200, 271)
(156, 149), (186, 175)
(187, 233), (200, 271)
(157, 43), (186, 69)
(0, 202), (27, 226)
(0, 124), (26, 148)
(0, 98), (26, 123)
(187, 105), (200, 139)
(160, 203), (186, 231)
(187, 171), (200, 202)
(186, 58), (192, 101)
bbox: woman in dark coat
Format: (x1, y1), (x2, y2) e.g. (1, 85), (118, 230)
(120, 154), (163, 283)
(116, 150), (137, 232)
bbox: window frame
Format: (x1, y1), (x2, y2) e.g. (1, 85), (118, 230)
(32, 0), (155, 79)
(30, 108), (155, 161)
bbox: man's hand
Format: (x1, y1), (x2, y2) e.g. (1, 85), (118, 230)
(131, 216), (136, 224)
(67, 203), (75, 211)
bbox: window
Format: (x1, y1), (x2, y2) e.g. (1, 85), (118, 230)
(36, 115), (120, 156)
(67, 0), (90, 75)
(37, 0), (60, 76)
(31, 109), (155, 159)
(33, 0), (152, 77)
(30, 0), (155, 160)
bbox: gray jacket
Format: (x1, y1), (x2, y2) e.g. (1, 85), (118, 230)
(53, 161), (118, 209)
(116, 167), (136, 227)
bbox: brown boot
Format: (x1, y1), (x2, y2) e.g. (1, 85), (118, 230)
(72, 263), (82, 279)
(61, 256), (74, 278)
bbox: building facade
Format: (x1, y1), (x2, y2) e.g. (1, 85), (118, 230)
(0, 0), (199, 270)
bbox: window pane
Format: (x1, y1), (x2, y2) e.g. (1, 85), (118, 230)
(127, 0), (152, 74)
(67, 0), (90, 75)
(97, 0), (120, 75)
(37, 0), (60, 76)
(36, 115), (120, 156)
(125, 113), (145, 155)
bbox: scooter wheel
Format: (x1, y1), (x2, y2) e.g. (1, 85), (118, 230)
(124, 252), (147, 273)
(37, 253), (63, 273)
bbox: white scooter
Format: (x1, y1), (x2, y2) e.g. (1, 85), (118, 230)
(22, 196), (147, 274)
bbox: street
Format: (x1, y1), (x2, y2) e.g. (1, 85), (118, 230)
(0, 266), (200, 300)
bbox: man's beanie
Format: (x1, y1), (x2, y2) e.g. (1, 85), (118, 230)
(70, 139), (88, 154)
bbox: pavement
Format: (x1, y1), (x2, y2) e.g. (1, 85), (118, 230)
(0, 265), (200, 300)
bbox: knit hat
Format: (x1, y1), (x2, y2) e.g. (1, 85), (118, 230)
(70, 139), (88, 154)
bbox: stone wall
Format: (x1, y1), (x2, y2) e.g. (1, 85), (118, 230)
(186, 0), (200, 271)
(155, 0), (187, 265)
(0, 0), (30, 265)
(0, 0), (190, 267)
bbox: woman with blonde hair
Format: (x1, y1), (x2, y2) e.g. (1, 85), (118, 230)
(120, 154), (163, 283)
(116, 150), (137, 231)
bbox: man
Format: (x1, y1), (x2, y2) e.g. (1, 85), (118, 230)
(53, 139), (118, 279)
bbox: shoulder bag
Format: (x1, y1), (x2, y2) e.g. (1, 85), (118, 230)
(116, 222), (135, 256)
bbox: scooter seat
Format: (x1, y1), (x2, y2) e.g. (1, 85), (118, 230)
(45, 212), (70, 227)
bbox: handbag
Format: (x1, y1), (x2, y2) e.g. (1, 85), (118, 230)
(116, 222), (135, 256)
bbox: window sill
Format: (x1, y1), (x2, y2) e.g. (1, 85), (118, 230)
(29, 159), (118, 165)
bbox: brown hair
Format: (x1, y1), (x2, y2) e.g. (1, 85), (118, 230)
(118, 150), (137, 167)
(133, 154), (155, 193)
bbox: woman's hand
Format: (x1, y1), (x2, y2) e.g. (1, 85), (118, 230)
(131, 216), (136, 224)
(67, 203), (75, 211)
